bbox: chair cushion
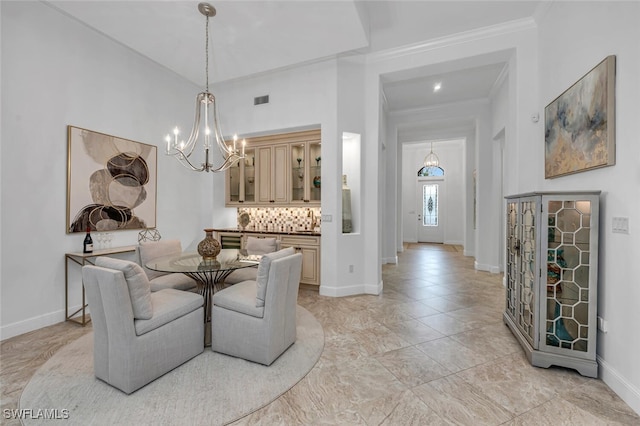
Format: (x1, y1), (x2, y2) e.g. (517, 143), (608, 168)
(134, 289), (204, 335)
(246, 236), (277, 255)
(95, 257), (153, 320)
(256, 247), (295, 307)
(223, 267), (258, 285)
(212, 280), (265, 318)
(139, 239), (182, 281)
(150, 273), (197, 292)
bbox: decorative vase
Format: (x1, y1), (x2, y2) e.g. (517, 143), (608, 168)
(342, 174), (353, 233)
(197, 228), (221, 261)
(313, 176), (321, 188)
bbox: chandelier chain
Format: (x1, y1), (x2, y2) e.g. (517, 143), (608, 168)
(205, 15), (209, 92)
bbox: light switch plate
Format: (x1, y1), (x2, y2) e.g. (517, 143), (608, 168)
(321, 214), (332, 222)
(612, 217), (629, 234)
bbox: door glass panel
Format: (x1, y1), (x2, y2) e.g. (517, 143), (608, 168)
(518, 200), (536, 344)
(291, 144), (305, 202)
(545, 199), (591, 352)
(244, 148), (255, 202)
(229, 165), (240, 202)
(422, 184), (438, 226)
(309, 141), (321, 202)
(506, 201), (518, 319)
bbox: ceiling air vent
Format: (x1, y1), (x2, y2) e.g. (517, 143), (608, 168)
(254, 95), (269, 105)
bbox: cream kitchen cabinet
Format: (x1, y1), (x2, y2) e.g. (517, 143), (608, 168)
(225, 129), (320, 207)
(256, 144), (289, 205)
(214, 229), (321, 287)
(504, 191), (600, 377)
(279, 235), (320, 287)
(290, 140), (321, 205)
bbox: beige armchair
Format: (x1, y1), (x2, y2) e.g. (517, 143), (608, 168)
(137, 239), (197, 292)
(211, 248), (302, 365)
(82, 257), (204, 394)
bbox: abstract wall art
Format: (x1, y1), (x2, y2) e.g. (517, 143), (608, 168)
(544, 55), (616, 179)
(67, 126), (157, 233)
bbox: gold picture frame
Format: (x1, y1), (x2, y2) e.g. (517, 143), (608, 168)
(544, 55), (616, 179)
(66, 126), (157, 233)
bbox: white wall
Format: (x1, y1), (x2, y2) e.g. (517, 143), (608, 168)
(536, 1), (640, 414)
(401, 140), (465, 245)
(0, 2), (208, 338)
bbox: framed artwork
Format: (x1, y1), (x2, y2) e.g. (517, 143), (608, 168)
(67, 126), (157, 233)
(544, 55), (616, 179)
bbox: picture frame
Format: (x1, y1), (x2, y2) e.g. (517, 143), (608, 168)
(544, 55), (616, 179)
(66, 126), (157, 233)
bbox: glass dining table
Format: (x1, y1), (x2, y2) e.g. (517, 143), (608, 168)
(146, 249), (260, 344)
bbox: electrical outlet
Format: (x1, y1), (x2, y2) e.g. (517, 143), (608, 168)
(597, 316), (609, 333)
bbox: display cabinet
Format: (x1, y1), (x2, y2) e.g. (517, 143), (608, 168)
(226, 148), (255, 205)
(290, 140), (321, 205)
(225, 129), (320, 207)
(504, 191), (600, 377)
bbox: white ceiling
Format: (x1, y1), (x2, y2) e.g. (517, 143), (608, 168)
(46, 1), (541, 113)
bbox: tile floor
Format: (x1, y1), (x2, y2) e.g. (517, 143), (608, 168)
(2, 243), (639, 425)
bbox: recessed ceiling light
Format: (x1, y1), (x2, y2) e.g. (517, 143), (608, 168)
(433, 82), (442, 92)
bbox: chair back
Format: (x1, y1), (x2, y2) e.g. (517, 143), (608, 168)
(263, 253), (302, 341)
(137, 239), (183, 280)
(82, 265), (137, 379)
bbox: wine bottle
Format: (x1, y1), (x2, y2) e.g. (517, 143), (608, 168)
(83, 226), (93, 254)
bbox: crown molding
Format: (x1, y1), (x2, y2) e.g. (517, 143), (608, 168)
(368, 17), (537, 64)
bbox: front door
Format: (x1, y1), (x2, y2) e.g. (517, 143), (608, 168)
(417, 179), (444, 243)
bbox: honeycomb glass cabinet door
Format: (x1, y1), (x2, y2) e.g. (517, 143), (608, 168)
(542, 197), (597, 359)
(516, 198), (538, 347)
(505, 201), (519, 322)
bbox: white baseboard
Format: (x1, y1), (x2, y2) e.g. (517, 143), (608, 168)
(474, 261), (501, 274)
(463, 249), (474, 257)
(0, 304), (86, 341)
(598, 355), (640, 416)
(382, 256), (398, 264)
(444, 239), (464, 245)
(319, 280), (382, 297)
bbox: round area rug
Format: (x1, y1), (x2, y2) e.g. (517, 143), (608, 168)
(20, 306), (323, 425)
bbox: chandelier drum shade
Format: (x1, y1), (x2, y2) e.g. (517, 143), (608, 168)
(165, 2), (244, 173)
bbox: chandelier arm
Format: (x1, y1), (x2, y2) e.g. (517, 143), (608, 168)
(209, 153), (241, 173)
(211, 95), (232, 155)
(181, 93), (206, 158)
(175, 151), (206, 172)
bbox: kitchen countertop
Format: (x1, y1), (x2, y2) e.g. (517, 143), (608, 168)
(213, 227), (321, 236)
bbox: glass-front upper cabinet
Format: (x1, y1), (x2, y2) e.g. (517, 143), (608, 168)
(242, 148), (255, 203)
(309, 141), (321, 203)
(291, 143), (306, 202)
(226, 147), (255, 205)
(290, 139), (321, 205)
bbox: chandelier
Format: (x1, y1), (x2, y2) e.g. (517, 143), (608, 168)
(165, 2), (244, 172)
(423, 142), (440, 168)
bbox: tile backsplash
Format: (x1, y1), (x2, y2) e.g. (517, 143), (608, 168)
(238, 207), (321, 232)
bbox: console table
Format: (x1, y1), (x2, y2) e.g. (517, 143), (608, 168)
(65, 245), (137, 326)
